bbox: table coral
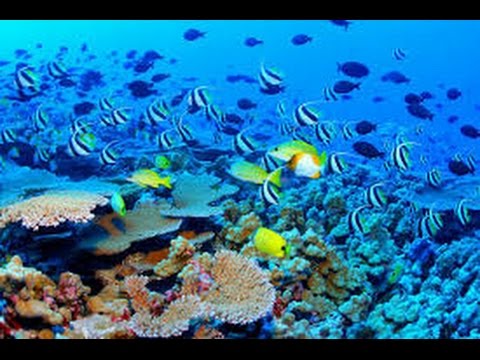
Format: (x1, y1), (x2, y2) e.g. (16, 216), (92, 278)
(158, 172), (238, 218)
(88, 202), (182, 255)
(0, 190), (108, 231)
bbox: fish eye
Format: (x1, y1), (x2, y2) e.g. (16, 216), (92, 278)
(281, 246), (286, 251)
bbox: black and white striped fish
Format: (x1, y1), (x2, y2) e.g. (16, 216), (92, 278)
(32, 107), (49, 132)
(348, 205), (369, 234)
(99, 97), (114, 112)
(425, 168), (442, 188)
(279, 121), (294, 136)
(466, 154), (476, 173)
(233, 129), (256, 155)
(110, 108), (131, 125)
(14, 66), (37, 90)
(100, 140), (120, 165)
(276, 100), (287, 118)
(455, 198), (472, 226)
(68, 129), (96, 157)
(294, 102), (321, 127)
(260, 172), (281, 206)
(391, 142), (414, 171)
(1, 129), (16, 144)
(70, 117), (90, 135)
(323, 86), (338, 102)
(188, 86), (211, 109)
(258, 63), (283, 90)
(145, 100), (169, 125)
(328, 153), (347, 174)
(99, 113), (116, 127)
(365, 182), (387, 208)
(393, 48), (407, 61)
(292, 128), (312, 144)
(261, 152), (283, 172)
(342, 122), (355, 140)
(36, 147), (51, 163)
(47, 61), (68, 78)
(157, 129), (175, 150)
(314, 122), (336, 145)
(428, 208), (443, 231)
(417, 216), (438, 238)
(205, 104), (222, 122)
(175, 118), (194, 143)
(453, 153), (462, 162)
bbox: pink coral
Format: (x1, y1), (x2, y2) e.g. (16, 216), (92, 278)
(124, 275), (150, 314)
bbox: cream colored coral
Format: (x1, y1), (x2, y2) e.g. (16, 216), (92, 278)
(128, 295), (204, 338)
(69, 314), (131, 339)
(0, 190), (108, 231)
(15, 299), (63, 325)
(202, 250), (276, 324)
(0, 256), (44, 289)
(153, 237), (195, 278)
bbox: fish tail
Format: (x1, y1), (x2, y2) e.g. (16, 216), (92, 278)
(163, 176), (172, 189)
(269, 167), (283, 188)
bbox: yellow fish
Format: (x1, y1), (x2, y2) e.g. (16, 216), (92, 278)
(288, 151), (327, 179)
(268, 140), (319, 162)
(127, 169), (172, 189)
(254, 227), (290, 258)
(229, 161), (282, 187)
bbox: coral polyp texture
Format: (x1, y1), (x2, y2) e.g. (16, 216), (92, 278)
(0, 191), (108, 231)
(0, 20), (479, 339)
(202, 250), (276, 325)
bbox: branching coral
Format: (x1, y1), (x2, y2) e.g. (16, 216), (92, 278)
(128, 295), (204, 338)
(68, 314), (132, 339)
(202, 250), (276, 325)
(158, 172), (238, 218)
(0, 190), (108, 231)
(87, 202), (182, 255)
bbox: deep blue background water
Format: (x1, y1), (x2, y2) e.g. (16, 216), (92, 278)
(1, 20), (480, 176)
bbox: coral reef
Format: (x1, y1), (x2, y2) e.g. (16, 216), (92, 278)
(87, 202), (182, 255)
(158, 172), (238, 218)
(0, 191), (108, 231)
(153, 236), (195, 278)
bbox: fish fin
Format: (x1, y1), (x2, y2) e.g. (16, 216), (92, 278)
(310, 172), (321, 179)
(162, 176), (172, 189)
(318, 151), (328, 167)
(269, 168), (283, 188)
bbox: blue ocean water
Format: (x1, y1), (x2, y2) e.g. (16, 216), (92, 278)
(0, 20), (479, 339)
